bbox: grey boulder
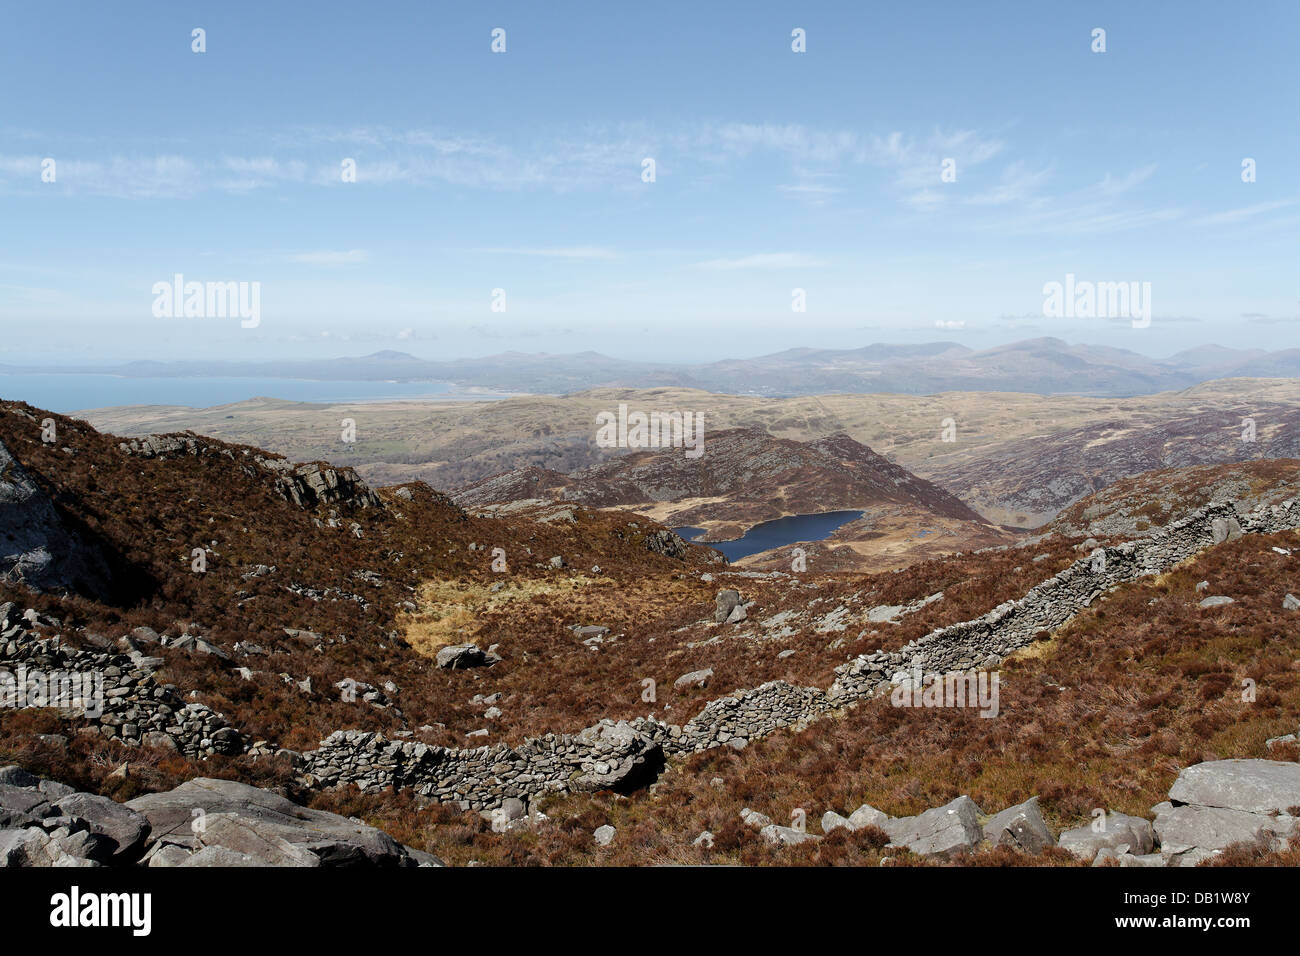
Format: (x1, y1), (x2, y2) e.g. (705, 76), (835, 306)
(127, 777), (437, 867)
(53, 792), (152, 864)
(740, 808), (773, 829)
(0, 828), (98, 867)
(760, 824), (822, 846)
(1211, 516), (1243, 544)
(982, 796), (1055, 853)
(1168, 759), (1300, 814)
(1092, 847), (1166, 867)
(0, 784), (54, 828)
(821, 811), (851, 834)
(673, 668), (714, 691)
(0, 766), (41, 788)
(1058, 812), (1154, 860)
(1154, 803), (1297, 855)
(848, 803), (890, 830)
(714, 590), (742, 623)
(435, 643), (499, 669)
(883, 796), (983, 858)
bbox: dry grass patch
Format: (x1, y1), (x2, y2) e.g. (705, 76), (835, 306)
(399, 574), (611, 658)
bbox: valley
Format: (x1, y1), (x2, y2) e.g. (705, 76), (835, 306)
(3, 395), (1300, 869)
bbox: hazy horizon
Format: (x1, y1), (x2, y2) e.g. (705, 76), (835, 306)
(0, 333), (1291, 372)
(3, 1), (1298, 366)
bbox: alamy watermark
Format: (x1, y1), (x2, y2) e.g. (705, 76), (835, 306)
(1042, 273), (1150, 328)
(152, 274), (261, 328)
(0, 666), (104, 718)
(595, 403), (704, 459)
(890, 667), (1000, 718)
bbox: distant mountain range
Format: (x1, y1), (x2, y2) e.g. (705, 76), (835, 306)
(8, 337), (1300, 397)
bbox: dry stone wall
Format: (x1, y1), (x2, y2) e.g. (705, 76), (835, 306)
(296, 497), (1300, 810)
(0, 603), (245, 759)
(829, 499), (1292, 701)
(9, 496), (1294, 812)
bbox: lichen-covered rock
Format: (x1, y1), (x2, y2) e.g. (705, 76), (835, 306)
(673, 668), (714, 691)
(714, 590), (742, 623)
(848, 803), (890, 830)
(760, 824), (821, 846)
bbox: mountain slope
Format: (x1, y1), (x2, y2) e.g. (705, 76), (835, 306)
(454, 428), (1009, 569)
(931, 402), (1300, 528)
(455, 427), (987, 529)
(4, 398), (1300, 868)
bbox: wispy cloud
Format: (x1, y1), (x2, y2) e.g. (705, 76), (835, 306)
(0, 124), (1253, 245)
(288, 249), (369, 266)
(1096, 163), (1158, 195)
(1192, 198), (1299, 226)
(0, 122), (1008, 202)
(470, 246), (618, 260)
(963, 160), (1055, 206)
(862, 128), (1007, 207)
(694, 252), (826, 270)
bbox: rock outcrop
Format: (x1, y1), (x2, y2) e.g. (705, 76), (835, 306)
(982, 796), (1055, 853)
(1152, 759), (1300, 864)
(119, 434), (380, 511)
(882, 796), (984, 858)
(127, 777), (438, 867)
(0, 770), (439, 867)
(1058, 812), (1155, 860)
(0, 439), (112, 597)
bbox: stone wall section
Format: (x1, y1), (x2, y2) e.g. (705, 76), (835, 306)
(297, 500), (1297, 810)
(0, 604), (245, 759)
(11, 498), (1296, 811)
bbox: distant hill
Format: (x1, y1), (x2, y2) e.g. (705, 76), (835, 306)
(1046, 458), (1300, 540)
(931, 400), (1300, 528)
(13, 337), (1300, 398)
(454, 427), (1008, 569)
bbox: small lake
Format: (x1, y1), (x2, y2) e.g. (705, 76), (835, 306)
(0, 373), (466, 413)
(676, 509), (865, 561)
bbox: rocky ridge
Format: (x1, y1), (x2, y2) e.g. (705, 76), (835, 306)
(748, 758), (1300, 865)
(119, 432), (380, 511)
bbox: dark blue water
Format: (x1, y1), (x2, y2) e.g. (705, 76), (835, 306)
(0, 373), (460, 413)
(676, 509), (865, 561)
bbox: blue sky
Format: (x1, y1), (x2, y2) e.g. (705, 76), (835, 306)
(1, 0), (1297, 364)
